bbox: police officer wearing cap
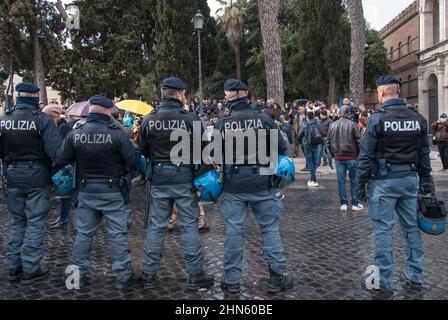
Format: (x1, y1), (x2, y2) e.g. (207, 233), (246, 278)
(216, 79), (293, 294)
(0, 82), (61, 284)
(55, 95), (141, 290)
(139, 77), (214, 291)
(357, 76), (434, 294)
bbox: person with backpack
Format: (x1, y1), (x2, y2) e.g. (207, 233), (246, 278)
(431, 113), (448, 173)
(298, 111), (322, 187)
(328, 106), (363, 212)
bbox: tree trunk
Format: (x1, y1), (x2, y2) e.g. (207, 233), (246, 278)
(235, 43), (241, 80)
(328, 73), (336, 105)
(30, 23), (47, 105)
(258, 0), (284, 107)
(347, 0), (365, 105)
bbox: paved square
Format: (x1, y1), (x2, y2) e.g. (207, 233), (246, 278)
(0, 164), (447, 300)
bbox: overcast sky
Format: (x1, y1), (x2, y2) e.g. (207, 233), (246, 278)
(54, 0), (416, 32)
(208, 0), (416, 31)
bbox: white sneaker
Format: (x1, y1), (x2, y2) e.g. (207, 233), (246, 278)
(307, 181), (313, 187)
(352, 204), (364, 211)
(340, 204), (348, 211)
(308, 181), (319, 188)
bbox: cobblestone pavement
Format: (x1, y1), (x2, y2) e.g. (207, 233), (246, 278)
(0, 160), (447, 300)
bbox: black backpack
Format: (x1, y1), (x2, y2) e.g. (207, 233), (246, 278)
(307, 123), (323, 146)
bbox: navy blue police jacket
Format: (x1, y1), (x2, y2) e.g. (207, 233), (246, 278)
(0, 101), (61, 189)
(139, 98), (201, 186)
(357, 98), (431, 185)
(215, 97), (287, 193)
(55, 113), (139, 180)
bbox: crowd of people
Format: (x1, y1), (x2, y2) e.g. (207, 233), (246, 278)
(0, 75), (443, 296)
(36, 91), (446, 221)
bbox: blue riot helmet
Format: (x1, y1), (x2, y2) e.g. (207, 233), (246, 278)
(273, 156), (296, 189)
(417, 193), (447, 235)
(52, 165), (74, 198)
(194, 165), (223, 203)
(138, 155), (147, 176)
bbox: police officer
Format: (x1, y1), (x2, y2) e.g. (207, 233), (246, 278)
(55, 95), (141, 290)
(0, 83), (61, 284)
(216, 79), (294, 294)
(357, 76), (434, 294)
(139, 77), (214, 291)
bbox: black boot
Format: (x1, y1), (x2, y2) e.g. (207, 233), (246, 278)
(220, 275), (241, 294)
(114, 272), (141, 290)
(8, 266), (23, 282)
(21, 267), (50, 285)
(198, 224), (210, 234)
(267, 269), (294, 294)
(400, 274), (423, 290)
(78, 276), (89, 289)
(50, 217), (70, 229)
(187, 272), (214, 291)
(143, 273), (157, 289)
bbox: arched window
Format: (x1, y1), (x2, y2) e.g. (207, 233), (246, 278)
(408, 75), (412, 96)
(398, 42), (402, 58)
(407, 36), (412, 54)
(390, 47), (394, 60)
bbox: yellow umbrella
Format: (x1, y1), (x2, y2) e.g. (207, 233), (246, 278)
(116, 100), (153, 116)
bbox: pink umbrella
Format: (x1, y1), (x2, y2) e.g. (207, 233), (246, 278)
(66, 101), (119, 117)
(66, 101), (90, 117)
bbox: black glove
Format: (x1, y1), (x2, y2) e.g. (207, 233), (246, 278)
(357, 183), (367, 203)
(420, 175), (435, 195)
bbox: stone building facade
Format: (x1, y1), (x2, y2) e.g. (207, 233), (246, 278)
(418, 0), (448, 126)
(365, 1), (420, 108)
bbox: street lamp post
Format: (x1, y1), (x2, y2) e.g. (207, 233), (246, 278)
(193, 10), (204, 112)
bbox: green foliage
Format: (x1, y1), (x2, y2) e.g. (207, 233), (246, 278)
(46, 0), (150, 102)
(364, 28), (390, 89)
(0, 0), (65, 81)
(0, 0), (389, 104)
(152, 0), (218, 96)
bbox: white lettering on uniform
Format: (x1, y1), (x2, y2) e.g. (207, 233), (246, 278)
(74, 133), (113, 144)
(384, 121), (421, 132)
(224, 119), (264, 131)
(148, 120), (187, 131)
(0, 120), (37, 131)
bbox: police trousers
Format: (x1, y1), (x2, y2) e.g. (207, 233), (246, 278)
(71, 192), (134, 283)
(220, 189), (287, 284)
(367, 175), (423, 290)
(6, 187), (51, 273)
(142, 183), (204, 276)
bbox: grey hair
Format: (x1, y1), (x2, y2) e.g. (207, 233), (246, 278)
(18, 92), (37, 97)
(162, 88), (180, 100)
(89, 104), (111, 114)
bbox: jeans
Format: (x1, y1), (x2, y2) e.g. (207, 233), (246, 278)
(367, 175), (423, 290)
(142, 183), (204, 276)
(438, 142), (448, 169)
(71, 192), (134, 283)
(317, 139), (333, 168)
(220, 190), (287, 284)
(6, 187), (51, 273)
(335, 160), (358, 206)
(304, 146), (319, 182)
(60, 197), (71, 221)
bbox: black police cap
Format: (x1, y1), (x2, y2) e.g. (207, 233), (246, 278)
(376, 76), (401, 86)
(162, 77), (187, 90)
(224, 79), (248, 92)
(89, 95), (114, 108)
(15, 82), (40, 93)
